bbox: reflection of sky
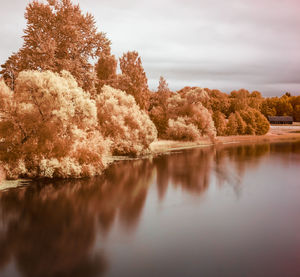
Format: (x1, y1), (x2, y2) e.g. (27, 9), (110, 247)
(1, 0), (300, 96)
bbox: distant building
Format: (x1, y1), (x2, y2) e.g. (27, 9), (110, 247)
(268, 116), (293, 124)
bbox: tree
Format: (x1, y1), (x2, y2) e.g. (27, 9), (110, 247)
(0, 70), (110, 179)
(205, 88), (230, 116)
(249, 90), (263, 110)
(276, 96), (293, 116)
(261, 98), (277, 117)
(226, 112), (247, 135)
(289, 96), (300, 122)
(95, 53), (117, 93)
(119, 51), (149, 110)
(178, 87), (209, 108)
(157, 76), (170, 94)
(226, 108), (269, 136)
(239, 108), (269, 135)
(212, 111), (227, 136)
(149, 77), (172, 137)
(285, 92), (291, 97)
(226, 113), (239, 135)
(0, 0), (111, 92)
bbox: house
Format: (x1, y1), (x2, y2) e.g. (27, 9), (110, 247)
(267, 116), (293, 124)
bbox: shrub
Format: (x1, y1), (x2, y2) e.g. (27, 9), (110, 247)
(165, 90), (216, 140)
(96, 85), (157, 156)
(0, 71), (110, 179)
(166, 117), (200, 141)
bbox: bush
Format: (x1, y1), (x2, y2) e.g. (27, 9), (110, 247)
(165, 90), (216, 140)
(0, 71), (110, 179)
(96, 85), (157, 156)
(166, 117), (201, 141)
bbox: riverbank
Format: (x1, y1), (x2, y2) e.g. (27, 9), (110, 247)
(1, 125), (300, 190)
(150, 125), (300, 154)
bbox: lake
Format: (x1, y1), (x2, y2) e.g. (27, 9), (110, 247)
(0, 141), (300, 277)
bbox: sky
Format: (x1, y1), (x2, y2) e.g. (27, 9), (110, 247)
(0, 0), (300, 96)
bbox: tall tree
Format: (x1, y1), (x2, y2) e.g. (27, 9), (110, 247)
(157, 76), (170, 94)
(149, 76), (171, 137)
(0, 0), (111, 92)
(119, 51), (149, 110)
(95, 53), (117, 93)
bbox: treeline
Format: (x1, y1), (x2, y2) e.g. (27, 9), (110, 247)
(261, 93), (300, 121)
(149, 85), (270, 138)
(0, 0), (295, 179)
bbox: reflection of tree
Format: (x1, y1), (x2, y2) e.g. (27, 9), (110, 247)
(154, 148), (214, 199)
(270, 140), (300, 155)
(214, 143), (270, 196)
(0, 158), (155, 277)
(0, 184), (107, 277)
(0, 181), (106, 276)
(98, 159), (155, 232)
(227, 143), (269, 176)
(214, 141), (300, 195)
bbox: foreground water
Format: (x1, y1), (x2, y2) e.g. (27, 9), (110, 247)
(0, 141), (300, 277)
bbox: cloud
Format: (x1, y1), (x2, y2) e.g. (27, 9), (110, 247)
(0, 0), (300, 96)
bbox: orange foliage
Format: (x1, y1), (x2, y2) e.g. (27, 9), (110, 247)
(0, 0), (111, 92)
(213, 111), (227, 136)
(95, 53), (118, 93)
(149, 76), (172, 137)
(118, 51), (150, 110)
(96, 85), (157, 156)
(166, 88), (216, 141)
(150, 85), (216, 140)
(0, 71), (110, 179)
(226, 108), (269, 135)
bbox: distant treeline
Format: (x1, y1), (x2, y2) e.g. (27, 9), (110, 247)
(0, 0), (297, 179)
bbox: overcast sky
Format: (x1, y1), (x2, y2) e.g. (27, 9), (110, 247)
(1, 0), (300, 96)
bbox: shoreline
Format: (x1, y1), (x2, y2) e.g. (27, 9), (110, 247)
(149, 125), (300, 155)
(1, 125), (300, 190)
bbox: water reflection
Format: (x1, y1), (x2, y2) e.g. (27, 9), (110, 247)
(0, 141), (300, 277)
(0, 159), (155, 277)
(214, 143), (271, 195)
(154, 148), (213, 199)
(99, 159), (154, 231)
(0, 180), (107, 277)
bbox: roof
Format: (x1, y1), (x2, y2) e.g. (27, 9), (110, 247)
(268, 116), (293, 122)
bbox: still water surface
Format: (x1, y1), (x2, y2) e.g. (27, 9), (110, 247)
(0, 141), (300, 277)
